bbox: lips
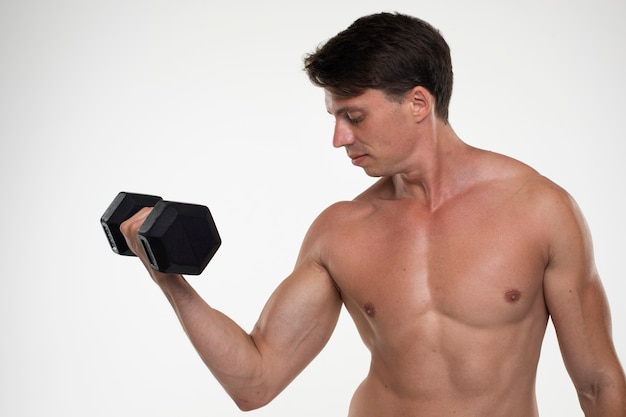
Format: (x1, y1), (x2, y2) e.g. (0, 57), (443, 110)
(349, 153), (367, 165)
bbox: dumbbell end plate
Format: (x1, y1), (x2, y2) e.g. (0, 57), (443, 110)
(138, 201), (221, 275)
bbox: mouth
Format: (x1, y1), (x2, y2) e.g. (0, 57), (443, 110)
(349, 153), (367, 166)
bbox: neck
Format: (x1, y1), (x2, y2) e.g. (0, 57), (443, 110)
(390, 123), (475, 210)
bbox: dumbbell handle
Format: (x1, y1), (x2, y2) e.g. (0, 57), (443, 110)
(101, 192), (163, 256)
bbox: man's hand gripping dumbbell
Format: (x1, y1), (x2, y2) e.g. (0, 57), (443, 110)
(101, 192), (221, 275)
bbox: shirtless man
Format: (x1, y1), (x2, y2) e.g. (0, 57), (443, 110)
(120, 12), (626, 416)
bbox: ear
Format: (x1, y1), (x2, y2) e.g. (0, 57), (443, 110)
(408, 86), (434, 123)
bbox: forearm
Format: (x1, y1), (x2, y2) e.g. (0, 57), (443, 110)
(119, 206), (275, 408)
(151, 272), (269, 408)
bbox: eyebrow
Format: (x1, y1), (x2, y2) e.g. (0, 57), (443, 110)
(326, 106), (364, 116)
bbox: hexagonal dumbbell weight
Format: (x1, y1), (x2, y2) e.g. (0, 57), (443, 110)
(138, 200), (221, 275)
(101, 192), (221, 275)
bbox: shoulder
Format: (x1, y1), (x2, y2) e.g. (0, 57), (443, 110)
(503, 156), (581, 223)
(486, 151), (591, 255)
(307, 199), (375, 238)
(480, 149), (572, 205)
(476, 151), (595, 278)
(475, 149), (586, 236)
(298, 182), (386, 263)
(308, 178), (390, 230)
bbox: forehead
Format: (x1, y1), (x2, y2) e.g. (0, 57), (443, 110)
(324, 89), (393, 115)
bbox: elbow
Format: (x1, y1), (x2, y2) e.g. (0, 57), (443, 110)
(230, 387), (276, 412)
(235, 401), (264, 412)
(574, 370), (626, 413)
(223, 362), (286, 411)
(233, 396), (272, 412)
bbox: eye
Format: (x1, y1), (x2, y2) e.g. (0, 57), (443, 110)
(346, 112), (364, 125)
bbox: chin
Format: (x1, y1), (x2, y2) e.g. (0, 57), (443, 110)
(362, 168), (384, 178)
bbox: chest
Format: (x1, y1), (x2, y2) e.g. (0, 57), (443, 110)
(326, 198), (548, 327)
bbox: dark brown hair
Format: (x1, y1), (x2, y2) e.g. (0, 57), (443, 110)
(304, 12), (453, 122)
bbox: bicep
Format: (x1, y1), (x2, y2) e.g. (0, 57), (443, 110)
(543, 193), (618, 389)
(247, 204), (352, 396)
(250, 254), (342, 395)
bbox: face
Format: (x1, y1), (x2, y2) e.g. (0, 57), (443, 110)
(325, 88), (419, 178)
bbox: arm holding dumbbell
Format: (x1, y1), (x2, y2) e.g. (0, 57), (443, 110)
(120, 207), (343, 410)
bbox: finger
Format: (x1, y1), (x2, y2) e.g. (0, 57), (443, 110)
(120, 207), (153, 234)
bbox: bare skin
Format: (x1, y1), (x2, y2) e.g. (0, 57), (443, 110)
(120, 87), (626, 416)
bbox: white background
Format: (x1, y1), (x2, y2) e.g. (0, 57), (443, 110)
(1, 0), (625, 415)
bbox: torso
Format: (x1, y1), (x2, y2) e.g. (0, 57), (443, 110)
(319, 151), (557, 416)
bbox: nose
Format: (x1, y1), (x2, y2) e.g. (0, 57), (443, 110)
(332, 120), (356, 148)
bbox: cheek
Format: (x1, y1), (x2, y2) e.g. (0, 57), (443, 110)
(369, 111), (414, 154)
(382, 123), (414, 151)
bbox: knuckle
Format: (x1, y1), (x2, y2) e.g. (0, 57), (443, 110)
(119, 218), (133, 236)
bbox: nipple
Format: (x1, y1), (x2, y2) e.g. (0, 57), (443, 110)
(504, 289), (522, 303)
(364, 302), (376, 317)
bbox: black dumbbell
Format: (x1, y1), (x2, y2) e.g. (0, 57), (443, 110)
(101, 192), (221, 275)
